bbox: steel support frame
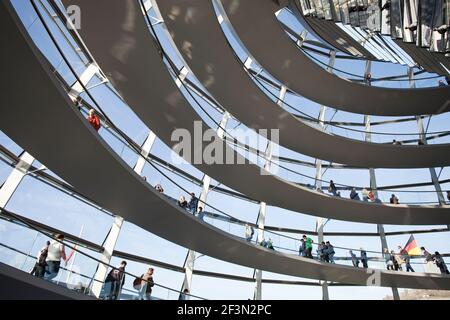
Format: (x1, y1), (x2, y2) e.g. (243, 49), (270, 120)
(407, 68), (446, 206)
(0, 152), (35, 209)
(313, 50), (336, 300)
(180, 111), (230, 297)
(253, 141), (273, 300)
(90, 215), (124, 298)
(365, 113), (400, 300)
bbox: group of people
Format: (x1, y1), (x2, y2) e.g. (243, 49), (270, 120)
(298, 235), (336, 264)
(29, 235), (194, 300)
(80, 259), (193, 300)
(244, 224), (274, 249)
(328, 180), (402, 205)
(349, 249), (369, 268)
(259, 238), (275, 250)
(178, 192), (204, 220)
(317, 241), (336, 263)
(298, 235), (315, 259)
(382, 247), (414, 272)
(389, 194), (399, 204)
(294, 235), (449, 275)
(30, 234), (68, 281)
(421, 247), (449, 274)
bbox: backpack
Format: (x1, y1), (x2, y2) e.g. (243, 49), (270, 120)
(37, 247), (48, 264)
(133, 274), (144, 290)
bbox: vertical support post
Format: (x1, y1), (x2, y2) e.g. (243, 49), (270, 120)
(91, 215), (124, 298)
(179, 111), (229, 296)
(365, 114), (400, 300)
(313, 50), (335, 300)
(91, 127), (155, 298)
(0, 152), (35, 209)
(133, 131), (157, 176)
(364, 60), (372, 80)
(253, 141), (273, 300)
(180, 173), (211, 296)
(408, 68), (446, 206)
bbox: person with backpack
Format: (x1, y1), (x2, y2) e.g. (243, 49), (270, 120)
(391, 250), (401, 271)
(188, 192), (199, 214)
(138, 268), (155, 300)
(328, 180), (337, 196)
(421, 246), (435, 272)
(384, 248), (394, 270)
(434, 252), (449, 274)
(105, 261), (127, 300)
(245, 224), (254, 242)
(360, 248), (369, 268)
(324, 241), (335, 263)
(30, 241), (50, 278)
(350, 250), (360, 267)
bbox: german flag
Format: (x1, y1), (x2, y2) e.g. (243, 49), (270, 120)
(403, 235), (421, 256)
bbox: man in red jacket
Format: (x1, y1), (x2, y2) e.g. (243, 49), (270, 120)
(87, 108), (101, 131)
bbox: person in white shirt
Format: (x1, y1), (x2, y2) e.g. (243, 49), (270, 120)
(45, 234), (67, 280)
(245, 224), (254, 242)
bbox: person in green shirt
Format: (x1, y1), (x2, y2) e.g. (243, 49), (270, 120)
(302, 235), (314, 259)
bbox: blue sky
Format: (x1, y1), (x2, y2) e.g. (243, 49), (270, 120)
(0, 0), (449, 300)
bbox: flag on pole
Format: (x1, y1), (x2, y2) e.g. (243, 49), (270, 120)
(403, 235), (421, 256)
(65, 244), (78, 263)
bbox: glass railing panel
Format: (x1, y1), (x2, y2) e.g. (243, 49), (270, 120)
(192, 274), (254, 299)
(0, 216), (205, 300)
(5, 176), (114, 244)
(262, 281), (324, 299)
(329, 285), (393, 299)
